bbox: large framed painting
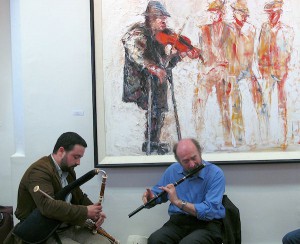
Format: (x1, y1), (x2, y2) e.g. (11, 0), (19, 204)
(91, 0), (300, 167)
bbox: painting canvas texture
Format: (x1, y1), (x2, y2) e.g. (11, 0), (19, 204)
(99, 0), (300, 159)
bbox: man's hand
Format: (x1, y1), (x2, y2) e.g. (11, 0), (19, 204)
(147, 65), (167, 84)
(87, 203), (103, 222)
(160, 184), (180, 206)
(187, 47), (201, 60)
(161, 184), (197, 216)
(94, 212), (106, 229)
(142, 188), (155, 204)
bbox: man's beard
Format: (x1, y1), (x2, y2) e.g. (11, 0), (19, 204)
(60, 155), (70, 172)
(184, 163), (200, 175)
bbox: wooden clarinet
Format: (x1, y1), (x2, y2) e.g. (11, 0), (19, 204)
(85, 170), (120, 244)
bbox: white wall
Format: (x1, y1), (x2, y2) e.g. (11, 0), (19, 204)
(0, 0), (14, 204)
(1, 0), (300, 244)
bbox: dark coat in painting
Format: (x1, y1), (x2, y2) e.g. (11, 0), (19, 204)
(122, 22), (180, 111)
(122, 22), (180, 148)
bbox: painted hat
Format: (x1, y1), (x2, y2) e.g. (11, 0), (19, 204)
(231, 0), (249, 14)
(264, 0), (283, 12)
(143, 1), (171, 17)
(207, 0), (225, 11)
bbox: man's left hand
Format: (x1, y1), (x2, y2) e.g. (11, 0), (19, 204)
(160, 184), (179, 205)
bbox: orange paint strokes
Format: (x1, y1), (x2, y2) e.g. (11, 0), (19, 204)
(257, 11), (294, 146)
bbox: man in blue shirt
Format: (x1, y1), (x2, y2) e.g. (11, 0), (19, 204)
(142, 138), (225, 243)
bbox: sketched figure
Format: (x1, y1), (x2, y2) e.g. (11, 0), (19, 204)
(122, 1), (176, 155)
(193, 0), (233, 147)
(227, 0), (262, 146)
(257, 0), (294, 148)
(122, 1), (198, 154)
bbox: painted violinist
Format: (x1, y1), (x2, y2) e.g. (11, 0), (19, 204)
(121, 1), (200, 155)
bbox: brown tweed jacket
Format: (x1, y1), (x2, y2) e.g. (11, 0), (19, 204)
(15, 155), (92, 226)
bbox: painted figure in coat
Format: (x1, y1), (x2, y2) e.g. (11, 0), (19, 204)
(122, 1), (199, 154)
(257, 0), (294, 148)
(227, 0), (261, 146)
(193, 0), (233, 147)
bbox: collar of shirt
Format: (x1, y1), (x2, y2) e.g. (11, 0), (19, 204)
(51, 154), (72, 203)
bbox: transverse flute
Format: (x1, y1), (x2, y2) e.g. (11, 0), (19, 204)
(128, 163), (206, 218)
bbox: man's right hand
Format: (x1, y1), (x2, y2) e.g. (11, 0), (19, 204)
(142, 188), (155, 204)
(87, 203), (103, 222)
(147, 65), (167, 84)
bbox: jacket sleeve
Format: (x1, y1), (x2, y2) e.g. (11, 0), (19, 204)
(28, 165), (89, 226)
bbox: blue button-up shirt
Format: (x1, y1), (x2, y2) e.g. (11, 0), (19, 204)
(151, 160), (225, 220)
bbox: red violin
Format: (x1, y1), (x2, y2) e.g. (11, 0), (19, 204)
(155, 31), (204, 62)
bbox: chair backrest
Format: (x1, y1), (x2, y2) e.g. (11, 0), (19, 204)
(0, 206), (14, 243)
(222, 195), (241, 244)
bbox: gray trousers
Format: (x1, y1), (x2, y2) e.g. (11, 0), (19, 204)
(46, 226), (111, 244)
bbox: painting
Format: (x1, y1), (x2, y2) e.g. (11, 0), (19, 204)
(91, 0), (300, 167)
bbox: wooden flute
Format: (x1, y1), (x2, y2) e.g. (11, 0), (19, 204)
(128, 163), (206, 218)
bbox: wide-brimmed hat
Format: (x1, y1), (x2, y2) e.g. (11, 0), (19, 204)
(264, 0), (283, 12)
(231, 0), (249, 14)
(143, 1), (171, 17)
(207, 0), (225, 11)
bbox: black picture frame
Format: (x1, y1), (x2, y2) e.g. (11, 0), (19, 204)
(90, 0), (300, 168)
